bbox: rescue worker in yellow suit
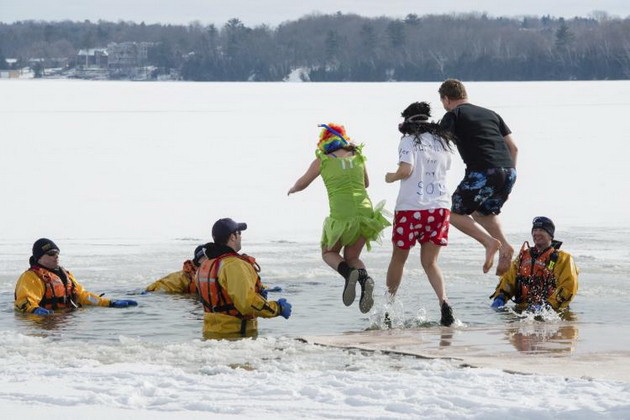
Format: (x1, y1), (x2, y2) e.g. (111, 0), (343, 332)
(146, 244), (284, 296)
(490, 217), (578, 312)
(15, 238), (138, 315)
(195, 218), (292, 339)
(145, 245), (206, 293)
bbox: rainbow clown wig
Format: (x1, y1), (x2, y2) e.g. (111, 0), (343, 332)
(317, 123), (350, 153)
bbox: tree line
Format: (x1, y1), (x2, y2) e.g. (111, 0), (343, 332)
(1, 12), (629, 80)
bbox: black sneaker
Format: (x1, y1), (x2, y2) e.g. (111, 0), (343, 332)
(342, 268), (359, 306)
(440, 301), (454, 326)
(357, 269), (374, 314)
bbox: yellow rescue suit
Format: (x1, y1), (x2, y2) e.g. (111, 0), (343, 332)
(15, 265), (111, 313)
(491, 241), (579, 311)
(146, 260), (198, 293)
(195, 252), (281, 339)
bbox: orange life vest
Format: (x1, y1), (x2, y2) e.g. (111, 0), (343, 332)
(29, 266), (78, 310)
(182, 260), (198, 294)
(195, 252), (262, 319)
(514, 241), (558, 305)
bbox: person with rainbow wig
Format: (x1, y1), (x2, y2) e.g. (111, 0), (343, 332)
(288, 123), (390, 314)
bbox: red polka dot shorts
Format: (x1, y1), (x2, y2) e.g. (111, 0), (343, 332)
(392, 209), (451, 249)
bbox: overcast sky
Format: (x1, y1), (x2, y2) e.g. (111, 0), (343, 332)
(1, 0), (629, 26)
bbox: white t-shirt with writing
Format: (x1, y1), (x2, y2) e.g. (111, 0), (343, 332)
(395, 133), (452, 211)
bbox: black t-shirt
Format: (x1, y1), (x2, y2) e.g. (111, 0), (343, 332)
(439, 103), (514, 170)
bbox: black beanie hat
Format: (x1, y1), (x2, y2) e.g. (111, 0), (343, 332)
(31, 238), (60, 263)
(532, 217), (555, 238)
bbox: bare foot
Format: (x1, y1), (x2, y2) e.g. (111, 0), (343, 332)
(495, 246), (514, 276)
(483, 239), (502, 273)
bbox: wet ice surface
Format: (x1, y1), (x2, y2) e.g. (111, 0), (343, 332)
(1, 231), (628, 343)
(1, 237), (629, 418)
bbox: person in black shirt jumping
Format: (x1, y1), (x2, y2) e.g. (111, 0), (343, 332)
(438, 79), (518, 276)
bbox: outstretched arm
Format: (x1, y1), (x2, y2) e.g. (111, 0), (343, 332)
(72, 273), (111, 307)
(504, 134), (518, 167)
(288, 159), (320, 195)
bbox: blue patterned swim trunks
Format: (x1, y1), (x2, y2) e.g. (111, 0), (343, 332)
(451, 168), (517, 215)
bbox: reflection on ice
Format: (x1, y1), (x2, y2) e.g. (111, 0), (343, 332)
(507, 323), (578, 355)
(14, 310), (79, 335)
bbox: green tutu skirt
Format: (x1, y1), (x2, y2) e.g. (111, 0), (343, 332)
(321, 201), (391, 251)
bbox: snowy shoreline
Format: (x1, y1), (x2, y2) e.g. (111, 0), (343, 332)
(1, 333), (628, 419)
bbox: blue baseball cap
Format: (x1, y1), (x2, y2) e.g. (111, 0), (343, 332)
(212, 218), (247, 241)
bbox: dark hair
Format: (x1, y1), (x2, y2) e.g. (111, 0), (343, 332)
(398, 102), (454, 151)
(327, 143), (359, 154)
(438, 79), (467, 100)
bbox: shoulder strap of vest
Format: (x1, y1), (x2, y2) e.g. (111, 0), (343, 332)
(517, 241), (531, 263)
(213, 252), (260, 272)
(58, 267), (78, 305)
(547, 249), (559, 270)
(240, 254), (260, 273)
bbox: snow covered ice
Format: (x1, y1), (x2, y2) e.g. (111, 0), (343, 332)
(1, 332), (629, 419)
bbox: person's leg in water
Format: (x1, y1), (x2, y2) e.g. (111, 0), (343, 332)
(386, 245), (410, 297)
(383, 245), (410, 328)
(343, 237), (373, 313)
(322, 241), (361, 307)
(420, 242), (454, 326)
(388, 210), (418, 298)
(450, 213), (501, 274)
(472, 212), (514, 276)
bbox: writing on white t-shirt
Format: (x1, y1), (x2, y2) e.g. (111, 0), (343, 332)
(395, 133), (452, 211)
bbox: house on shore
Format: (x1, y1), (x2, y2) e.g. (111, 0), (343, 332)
(0, 59), (23, 78)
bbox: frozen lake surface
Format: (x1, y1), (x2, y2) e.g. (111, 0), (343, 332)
(1, 80), (629, 418)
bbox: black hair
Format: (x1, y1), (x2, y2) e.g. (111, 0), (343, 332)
(326, 143), (359, 154)
(398, 102), (454, 151)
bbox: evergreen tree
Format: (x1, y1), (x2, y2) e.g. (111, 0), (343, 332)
(33, 61), (44, 78)
(0, 49), (7, 70)
(325, 30), (340, 59)
(360, 23), (377, 51)
(386, 20), (406, 48)
(404, 14), (420, 26)
(0, 14), (628, 81)
(555, 18), (575, 49)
